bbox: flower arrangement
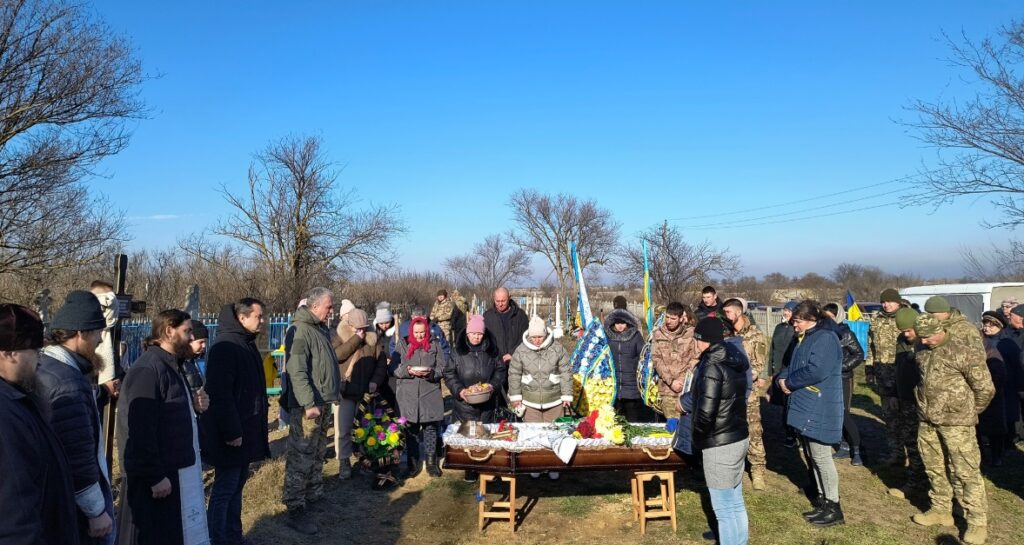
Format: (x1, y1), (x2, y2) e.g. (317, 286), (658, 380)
(572, 404), (625, 445)
(353, 408), (408, 463)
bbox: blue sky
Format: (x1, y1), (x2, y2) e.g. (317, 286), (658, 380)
(89, 1), (1021, 281)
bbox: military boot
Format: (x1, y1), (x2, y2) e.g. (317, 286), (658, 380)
(912, 509), (954, 527)
(286, 507), (319, 536)
(750, 467), (766, 491)
(963, 525), (987, 544)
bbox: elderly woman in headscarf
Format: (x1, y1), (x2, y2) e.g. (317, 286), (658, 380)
(979, 311), (1010, 467)
(392, 315), (445, 478)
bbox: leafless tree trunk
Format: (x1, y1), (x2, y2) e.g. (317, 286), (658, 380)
(443, 233), (531, 294)
(611, 221), (738, 304)
(210, 135), (406, 305)
(508, 189), (619, 297)
(0, 0), (143, 285)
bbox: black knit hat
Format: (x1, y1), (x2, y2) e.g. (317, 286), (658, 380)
(0, 304), (44, 351)
(613, 295), (628, 310)
(191, 320), (209, 340)
(50, 290), (106, 331)
(693, 317), (725, 344)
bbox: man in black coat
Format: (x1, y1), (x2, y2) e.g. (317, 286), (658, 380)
(695, 285), (725, 321)
(0, 304), (80, 545)
(201, 298), (270, 545)
(117, 310), (210, 545)
(482, 287), (529, 368)
(36, 291), (115, 544)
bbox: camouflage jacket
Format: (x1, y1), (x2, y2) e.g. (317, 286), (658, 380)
(735, 319), (769, 380)
(868, 310), (900, 364)
(914, 330), (995, 426)
(940, 309), (980, 345)
(651, 323), (698, 397)
(430, 299), (454, 325)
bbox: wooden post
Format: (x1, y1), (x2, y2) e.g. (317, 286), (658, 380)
(103, 254), (129, 473)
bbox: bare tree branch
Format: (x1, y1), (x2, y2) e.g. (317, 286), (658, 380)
(443, 232), (532, 293)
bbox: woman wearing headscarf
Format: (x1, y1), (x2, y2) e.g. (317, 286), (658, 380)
(979, 311), (1009, 467)
(777, 301), (845, 527)
(392, 316), (445, 478)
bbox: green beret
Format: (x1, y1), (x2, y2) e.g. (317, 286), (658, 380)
(924, 296), (951, 313)
(895, 308), (918, 330)
(914, 313), (943, 338)
(880, 288), (901, 303)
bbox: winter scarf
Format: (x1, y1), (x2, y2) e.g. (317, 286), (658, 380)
(405, 316), (433, 359)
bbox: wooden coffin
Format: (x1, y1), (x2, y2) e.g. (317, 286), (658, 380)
(444, 445), (686, 474)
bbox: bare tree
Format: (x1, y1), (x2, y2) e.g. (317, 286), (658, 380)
(443, 233), (531, 294)
(0, 0), (143, 284)
(611, 221), (738, 304)
(508, 189), (620, 297)
(211, 135), (406, 305)
(831, 263), (889, 300)
(905, 21), (1024, 252)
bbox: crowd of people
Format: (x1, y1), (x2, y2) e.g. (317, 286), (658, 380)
(0, 282), (1019, 545)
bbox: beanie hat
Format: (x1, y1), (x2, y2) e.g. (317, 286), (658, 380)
(466, 314), (485, 334)
(373, 307), (394, 325)
(191, 320), (209, 340)
(612, 296), (627, 310)
(914, 314), (943, 338)
(1012, 304), (1024, 319)
(783, 300), (798, 311)
(879, 288), (901, 303)
(347, 309), (369, 329)
(894, 308), (919, 331)
(1001, 297), (1018, 307)
(338, 299), (355, 317)
(924, 296), (951, 314)
(0, 304), (44, 351)
(49, 290), (106, 332)
(377, 301), (391, 310)
(982, 311), (1007, 329)
(527, 315), (547, 337)
(693, 317), (725, 345)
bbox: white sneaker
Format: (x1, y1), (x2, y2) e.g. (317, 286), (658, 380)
(529, 472), (541, 479)
(548, 472), (560, 480)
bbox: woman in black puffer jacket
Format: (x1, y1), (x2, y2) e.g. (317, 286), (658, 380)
(443, 315), (507, 424)
(689, 317), (750, 545)
(823, 303), (865, 466)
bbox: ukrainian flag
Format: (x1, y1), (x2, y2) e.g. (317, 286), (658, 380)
(845, 290), (863, 321)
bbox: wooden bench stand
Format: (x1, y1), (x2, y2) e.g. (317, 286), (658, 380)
(630, 470), (677, 534)
(477, 473), (516, 531)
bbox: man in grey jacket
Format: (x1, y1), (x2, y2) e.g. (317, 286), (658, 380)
(281, 287), (338, 536)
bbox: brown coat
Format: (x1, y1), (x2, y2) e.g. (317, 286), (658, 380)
(333, 322), (386, 400)
(651, 323), (698, 400)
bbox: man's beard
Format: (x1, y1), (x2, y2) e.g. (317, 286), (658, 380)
(13, 373), (38, 393)
(78, 345), (105, 380)
(174, 339), (193, 360)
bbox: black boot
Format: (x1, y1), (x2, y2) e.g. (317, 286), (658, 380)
(850, 446), (863, 466)
(809, 500), (845, 527)
(802, 495), (825, 520)
(426, 455), (442, 477)
(405, 457), (421, 479)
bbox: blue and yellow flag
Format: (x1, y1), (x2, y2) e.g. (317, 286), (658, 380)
(845, 290), (863, 321)
(642, 240), (654, 334)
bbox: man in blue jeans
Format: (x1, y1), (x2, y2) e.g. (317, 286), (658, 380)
(201, 299), (270, 545)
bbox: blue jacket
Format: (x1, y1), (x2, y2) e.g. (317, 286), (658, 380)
(780, 324), (844, 445)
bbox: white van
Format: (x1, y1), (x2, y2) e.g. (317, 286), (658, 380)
(900, 282), (1024, 323)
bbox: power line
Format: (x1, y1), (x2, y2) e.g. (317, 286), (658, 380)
(679, 201), (914, 230)
(673, 188), (912, 229)
(667, 176), (915, 221)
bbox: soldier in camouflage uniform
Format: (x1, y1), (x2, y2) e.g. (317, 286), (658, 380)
(451, 289), (469, 316)
(868, 288), (904, 464)
(430, 289), (455, 342)
(886, 307), (926, 498)
(651, 302), (698, 419)
(911, 313), (995, 545)
(724, 298), (769, 490)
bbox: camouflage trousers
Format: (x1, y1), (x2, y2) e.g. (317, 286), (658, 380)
(895, 402), (926, 486)
(918, 421), (987, 526)
(283, 406), (332, 510)
(746, 392), (765, 472)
